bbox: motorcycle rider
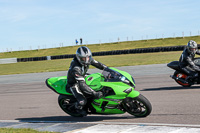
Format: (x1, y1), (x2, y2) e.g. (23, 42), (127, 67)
(179, 40), (200, 83)
(66, 46), (107, 116)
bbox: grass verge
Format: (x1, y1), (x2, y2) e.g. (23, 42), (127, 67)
(0, 128), (59, 133)
(1, 36), (200, 59)
(0, 51), (182, 75)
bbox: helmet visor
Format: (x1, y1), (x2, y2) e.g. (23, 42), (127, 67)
(80, 56), (92, 64)
(189, 48), (197, 53)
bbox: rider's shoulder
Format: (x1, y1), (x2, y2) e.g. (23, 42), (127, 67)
(70, 58), (81, 66)
(72, 66), (82, 73)
(183, 49), (190, 55)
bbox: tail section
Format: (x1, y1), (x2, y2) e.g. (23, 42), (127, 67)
(46, 76), (72, 95)
(167, 61), (180, 71)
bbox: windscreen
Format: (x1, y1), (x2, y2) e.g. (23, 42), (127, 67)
(102, 68), (123, 82)
(102, 67), (135, 87)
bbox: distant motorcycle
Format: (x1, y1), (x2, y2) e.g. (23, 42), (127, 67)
(167, 58), (200, 87)
(46, 67), (152, 117)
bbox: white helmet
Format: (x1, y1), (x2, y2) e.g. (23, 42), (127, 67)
(76, 46), (92, 65)
(187, 40), (198, 54)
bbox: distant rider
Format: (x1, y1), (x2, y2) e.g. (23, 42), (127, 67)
(179, 40), (200, 82)
(66, 46), (107, 116)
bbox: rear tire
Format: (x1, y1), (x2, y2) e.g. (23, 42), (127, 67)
(174, 72), (192, 87)
(58, 95), (86, 117)
(123, 94), (152, 117)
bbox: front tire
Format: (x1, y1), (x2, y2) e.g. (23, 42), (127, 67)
(58, 95), (85, 117)
(123, 94), (152, 117)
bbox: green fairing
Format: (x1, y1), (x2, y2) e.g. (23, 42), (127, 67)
(91, 81), (139, 114)
(127, 90), (140, 98)
(100, 82), (132, 98)
(92, 98), (125, 114)
(92, 103), (125, 114)
(46, 67), (140, 114)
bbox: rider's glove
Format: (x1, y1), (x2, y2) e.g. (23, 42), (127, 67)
(94, 91), (103, 99)
(193, 65), (200, 71)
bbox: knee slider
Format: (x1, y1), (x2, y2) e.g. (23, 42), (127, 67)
(78, 99), (87, 106)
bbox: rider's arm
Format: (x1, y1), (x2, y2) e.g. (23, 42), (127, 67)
(90, 58), (107, 70)
(196, 50), (200, 55)
(72, 66), (99, 96)
(186, 56), (195, 66)
(186, 56), (200, 71)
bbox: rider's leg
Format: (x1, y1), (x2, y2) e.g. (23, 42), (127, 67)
(182, 66), (198, 82)
(70, 83), (87, 116)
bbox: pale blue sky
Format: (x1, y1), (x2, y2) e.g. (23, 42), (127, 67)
(0, 0), (200, 52)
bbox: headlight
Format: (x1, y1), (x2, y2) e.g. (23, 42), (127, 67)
(121, 76), (129, 83)
(121, 76), (135, 88)
(121, 76), (126, 81)
(123, 87), (132, 94)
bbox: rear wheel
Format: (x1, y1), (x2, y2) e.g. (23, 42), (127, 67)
(123, 94), (152, 117)
(58, 95), (85, 117)
(174, 72), (192, 87)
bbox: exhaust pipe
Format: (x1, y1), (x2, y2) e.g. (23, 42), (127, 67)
(170, 75), (188, 84)
(170, 75), (178, 80)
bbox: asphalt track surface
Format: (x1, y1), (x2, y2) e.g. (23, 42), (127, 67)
(1, 64), (200, 132)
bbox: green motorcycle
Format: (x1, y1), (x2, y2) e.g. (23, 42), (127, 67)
(46, 67), (152, 117)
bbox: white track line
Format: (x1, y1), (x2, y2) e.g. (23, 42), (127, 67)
(0, 120), (200, 128)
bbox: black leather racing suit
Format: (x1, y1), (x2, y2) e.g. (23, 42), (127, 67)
(179, 48), (200, 78)
(66, 57), (107, 108)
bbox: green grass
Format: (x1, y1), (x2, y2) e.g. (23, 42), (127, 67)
(0, 51), (182, 75)
(0, 128), (59, 133)
(1, 36), (200, 59)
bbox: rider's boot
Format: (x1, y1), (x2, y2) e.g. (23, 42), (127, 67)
(185, 73), (198, 83)
(93, 91), (103, 99)
(192, 73), (199, 83)
(75, 102), (87, 116)
(185, 76), (192, 83)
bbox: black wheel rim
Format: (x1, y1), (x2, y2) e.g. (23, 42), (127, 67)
(126, 99), (147, 116)
(60, 99), (77, 114)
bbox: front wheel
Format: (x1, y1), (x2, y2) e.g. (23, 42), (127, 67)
(123, 94), (152, 117)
